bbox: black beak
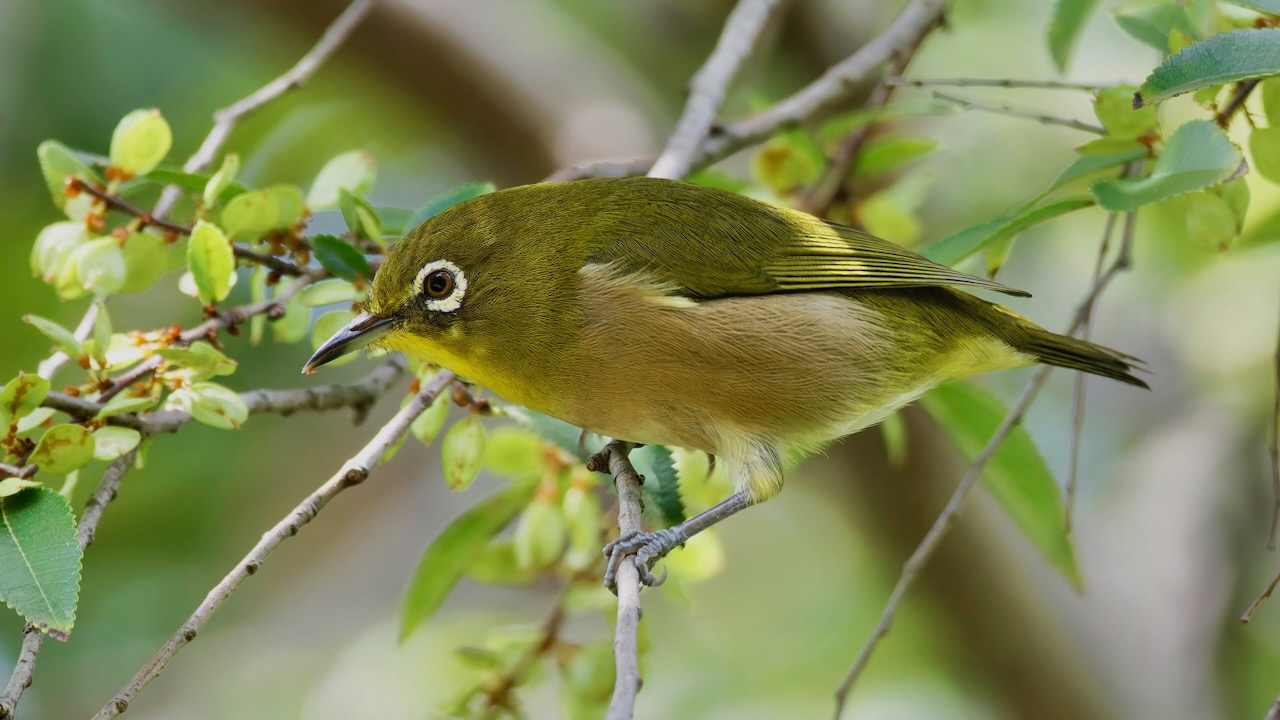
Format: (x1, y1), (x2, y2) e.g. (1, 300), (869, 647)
(302, 312), (397, 374)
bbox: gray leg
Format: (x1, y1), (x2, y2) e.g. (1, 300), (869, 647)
(603, 491), (755, 593)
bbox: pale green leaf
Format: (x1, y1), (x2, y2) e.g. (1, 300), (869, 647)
(409, 182), (496, 230)
(1092, 120), (1243, 211)
(853, 137), (937, 176)
(119, 231), (169, 294)
(307, 151), (376, 209)
(91, 426), (141, 461)
(441, 416), (486, 492)
(203, 153), (240, 207)
(1093, 85), (1158, 138)
(0, 488), (82, 639)
(924, 197), (1095, 266)
(29, 425), (95, 475)
(1048, 0), (1102, 71)
(1115, 3), (1197, 54)
(22, 315), (83, 359)
(165, 382), (248, 430)
(109, 109), (172, 175)
(69, 238), (127, 297)
(0, 479), (42, 499)
(1250, 127), (1280, 184)
(36, 141), (102, 212)
(920, 381), (1081, 589)
(400, 481), (536, 640)
(96, 394), (158, 419)
(1219, 0), (1280, 14)
(410, 393), (452, 448)
(0, 373), (50, 428)
(187, 220), (235, 305)
(300, 278), (362, 308)
(31, 222), (90, 283)
(1135, 29), (1280, 107)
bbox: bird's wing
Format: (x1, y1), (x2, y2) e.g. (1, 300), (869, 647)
(582, 179), (1029, 300)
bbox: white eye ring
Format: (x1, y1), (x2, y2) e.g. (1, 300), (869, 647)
(413, 259), (467, 313)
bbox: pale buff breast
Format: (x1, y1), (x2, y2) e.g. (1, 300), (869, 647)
(558, 265), (934, 464)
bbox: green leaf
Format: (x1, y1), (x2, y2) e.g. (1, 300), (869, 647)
(29, 425), (95, 475)
(119, 230), (169, 294)
(16, 408), (55, 435)
(221, 186), (287, 238)
(36, 141), (102, 212)
(1048, 0), (1102, 72)
(482, 426), (544, 480)
(91, 426), (141, 461)
(441, 416), (486, 492)
(165, 382), (248, 430)
(0, 479), (42, 499)
(307, 151), (376, 210)
(155, 341), (238, 381)
(1092, 120), (1242, 211)
(90, 301), (111, 369)
(96, 394), (158, 419)
(0, 373), (50, 428)
(410, 393), (451, 447)
(109, 109), (172, 175)
(924, 197), (1095, 266)
(920, 381), (1081, 589)
(0, 489), (82, 639)
(465, 541), (539, 585)
(399, 481), (536, 640)
(310, 234), (371, 283)
(1262, 78), (1280, 125)
(409, 182), (496, 230)
(1135, 29), (1280, 107)
(853, 137), (937, 176)
(1219, 0), (1280, 14)
(1115, 3), (1197, 54)
(339, 189), (384, 247)
(631, 445), (685, 526)
(513, 496), (566, 571)
(1250, 127), (1280, 184)
(300, 278), (363, 308)
(273, 294), (310, 344)
(203, 153), (240, 207)
(373, 207), (416, 236)
(880, 411), (908, 469)
(1051, 147), (1146, 191)
(23, 315), (83, 360)
(1093, 85), (1158, 138)
(31, 222), (90, 283)
(752, 129), (824, 196)
(69, 237), (127, 297)
(1213, 176), (1251, 229)
(187, 221), (235, 305)
(1185, 191), (1238, 248)
(143, 167), (248, 203)
(309, 311), (357, 368)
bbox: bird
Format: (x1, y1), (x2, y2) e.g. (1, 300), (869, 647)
(305, 176), (1146, 588)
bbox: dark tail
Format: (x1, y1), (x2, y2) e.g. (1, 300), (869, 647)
(1012, 325), (1148, 389)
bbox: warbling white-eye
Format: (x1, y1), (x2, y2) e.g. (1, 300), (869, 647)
(306, 177), (1145, 588)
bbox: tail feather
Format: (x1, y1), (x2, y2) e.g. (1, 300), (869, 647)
(1014, 328), (1149, 389)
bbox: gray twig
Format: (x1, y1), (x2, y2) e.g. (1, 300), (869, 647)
(648, 0), (784, 180)
(886, 76), (1109, 91)
(586, 442), (646, 720)
(931, 90), (1105, 134)
(35, 301), (100, 382)
(90, 371), (452, 719)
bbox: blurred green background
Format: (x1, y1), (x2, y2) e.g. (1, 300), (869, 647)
(3, 0), (1280, 718)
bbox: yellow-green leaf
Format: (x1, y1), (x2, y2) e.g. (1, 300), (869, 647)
(921, 380), (1082, 589)
(30, 425), (95, 475)
(307, 150), (376, 209)
(0, 373), (50, 428)
(109, 109), (172, 175)
(187, 221), (235, 305)
(441, 416), (486, 491)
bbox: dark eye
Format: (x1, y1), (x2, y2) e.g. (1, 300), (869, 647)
(424, 269), (454, 299)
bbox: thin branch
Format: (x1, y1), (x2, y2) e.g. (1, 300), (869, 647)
(798, 14), (942, 217)
(91, 371), (451, 720)
(832, 210), (1140, 717)
(154, 0), (376, 217)
(479, 586), (568, 717)
(1216, 79), (1260, 129)
(886, 76), (1109, 91)
(1243, 570), (1280, 623)
(648, 0), (785, 180)
(695, 0), (948, 170)
(931, 90), (1105, 134)
(69, 178), (305, 277)
(0, 452), (137, 719)
(95, 271), (317, 405)
(36, 301), (99, 382)
(1066, 209), (1122, 532)
(44, 357), (406, 436)
(586, 442), (645, 720)
(550, 0), (948, 183)
(0, 463), (36, 480)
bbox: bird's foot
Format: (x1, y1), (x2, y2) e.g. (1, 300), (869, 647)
(602, 528), (685, 594)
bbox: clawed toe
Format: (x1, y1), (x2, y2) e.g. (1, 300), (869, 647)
(602, 529), (680, 594)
